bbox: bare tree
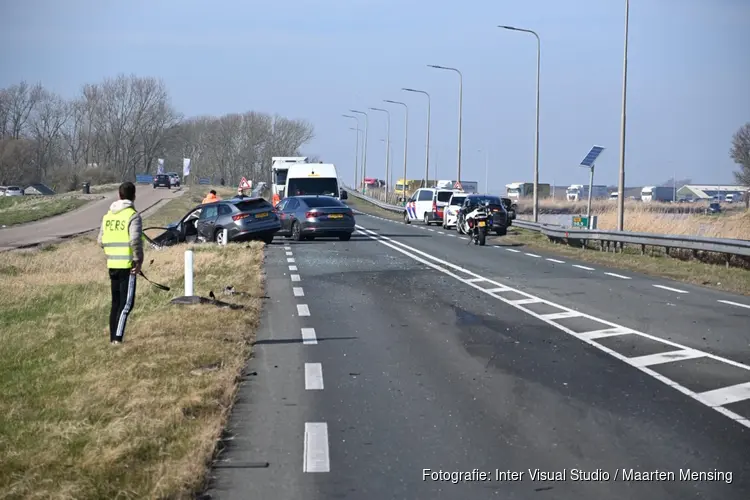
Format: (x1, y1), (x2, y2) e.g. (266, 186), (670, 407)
(28, 89), (70, 179)
(3, 81), (44, 139)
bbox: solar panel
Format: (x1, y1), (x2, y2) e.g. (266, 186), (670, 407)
(580, 146), (605, 167)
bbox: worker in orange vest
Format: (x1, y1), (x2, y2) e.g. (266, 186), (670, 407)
(202, 190), (220, 204)
(272, 192), (280, 206)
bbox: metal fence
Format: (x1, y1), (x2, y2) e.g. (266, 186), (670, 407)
(343, 187), (750, 263)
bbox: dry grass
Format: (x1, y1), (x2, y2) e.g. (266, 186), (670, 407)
(0, 221), (265, 498)
(346, 196), (750, 295)
(0, 195), (91, 226)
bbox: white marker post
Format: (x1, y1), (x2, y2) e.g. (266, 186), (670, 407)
(222, 228), (228, 246)
(184, 249), (194, 296)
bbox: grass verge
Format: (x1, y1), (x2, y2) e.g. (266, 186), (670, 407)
(0, 196), (91, 226)
(347, 196), (750, 296)
(0, 205), (265, 498)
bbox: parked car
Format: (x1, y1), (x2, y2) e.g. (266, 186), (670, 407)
(442, 193), (467, 229)
(456, 194), (509, 236)
(146, 197), (280, 246)
(403, 187), (454, 225)
(275, 195), (355, 241)
(166, 172), (180, 187)
(153, 174), (171, 189)
(4, 186), (23, 196)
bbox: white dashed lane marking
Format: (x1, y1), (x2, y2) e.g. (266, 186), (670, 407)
(718, 299), (750, 310)
(284, 246), (292, 250)
(604, 272), (631, 279)
(291, 274), (301, 282)
(293, 287), (305, 297)
(573, 264), (595, 271)
(303, 422), (330, 473)
(653, 284), (689, 294)
(505, 248), (521, 253)
(305, 363), (324, 390)
(301, 327), (317, 344)
(546, 258), (565, 263)
(286, 251), (293, 256)
(288, 257), (295, 263)
(297, 304), (310, 316)
(525, 253), (542, 258)
(354, 223), (750, 430)
(289, 265), (298, 271)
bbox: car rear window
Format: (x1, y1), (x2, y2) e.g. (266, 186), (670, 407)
(437, 191), (453, 202)
(234, 199), (273, 211)
(303, 197), (343, 208)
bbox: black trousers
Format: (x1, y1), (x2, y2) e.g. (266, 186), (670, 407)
(109, 268), (137, 342)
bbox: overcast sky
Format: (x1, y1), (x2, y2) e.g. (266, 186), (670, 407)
(1, 0), (748, 191)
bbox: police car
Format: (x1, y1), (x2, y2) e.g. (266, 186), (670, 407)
(442, 192), (467, 229)
(403, 188), (455, 225)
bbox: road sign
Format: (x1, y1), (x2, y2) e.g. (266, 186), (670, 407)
(571, 215), (598, 229)
(580, 146), (605, 167)
(239, 177), (252, 189)
(454, 181), (463, 190)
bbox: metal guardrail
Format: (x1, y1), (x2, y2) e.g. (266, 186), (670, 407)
(344, 186), (750, 260)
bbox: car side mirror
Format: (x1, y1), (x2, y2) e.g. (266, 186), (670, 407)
(340, 190), (348, 200)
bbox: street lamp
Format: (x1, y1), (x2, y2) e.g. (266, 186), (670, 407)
(342, 114), (360, 188)
(427, 65), (463, 184)
(402, 88), (431, 188)
(369, 107), (391, 200)
(347, 126), (361, 188)
(498, 25), (541, 223)
(617, 0), (630, 231)
(349, 109), (369, 189)
(384, 100), (408, 201)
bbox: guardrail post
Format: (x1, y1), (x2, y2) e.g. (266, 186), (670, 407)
(185, 250), (194, 296)
(641, 244), (645, 255)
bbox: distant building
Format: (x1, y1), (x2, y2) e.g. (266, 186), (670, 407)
(676, 184), (747, 201)
(24, 183), (55, 195)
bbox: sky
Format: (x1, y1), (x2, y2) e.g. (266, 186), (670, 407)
(1, 0), (749, 192)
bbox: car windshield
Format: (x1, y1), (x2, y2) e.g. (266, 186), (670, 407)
(303, 197), (343, 208)
(450, 196), (466, 206)
(235, 199), (273, 212)
(287, 178), (338, 197)
(437, 191), (453, 202)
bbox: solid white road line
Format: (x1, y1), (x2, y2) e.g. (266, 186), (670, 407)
(305, 363), (324, 390)
(293, 287), (305, 297)
(291, 274), (301, 282)
(506, 248), (521, 253)
(573, 264), (595, 271)
(301, 327), (317, 344)
(303, 422), (330, 473)
(653, 284), (689, 294)
(289, 265), (298, 271)
(627, 349), (706, 368)
(718, 299), (750, 310)
(546, 258), (565, 264)
(604, 272), (631, 279)
(698, 382), (750, 407)
(297, 304), (310, 316)
(353, 223), (750, 430)
(287, 257), (295, 263)
(525, 253), (542, 258)
(286, 251), (293, 256)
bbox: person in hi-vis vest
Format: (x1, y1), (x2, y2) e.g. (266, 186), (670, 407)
(97, 182), (144, 345)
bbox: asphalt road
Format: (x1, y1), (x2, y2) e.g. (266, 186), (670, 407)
(205, 210), (750, 499)
(0, 186), (180, 251)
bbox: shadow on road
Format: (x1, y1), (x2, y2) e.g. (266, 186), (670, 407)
(252, 336), (358, 346)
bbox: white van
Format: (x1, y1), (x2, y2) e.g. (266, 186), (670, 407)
(403, 187), (454, 225)
(284, 163), (345, 200)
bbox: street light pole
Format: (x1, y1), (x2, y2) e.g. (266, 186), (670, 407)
(498, 25), (541, 223)
(427, 65), (463, 183)
(369, 107), (391, 201)
(350, 109), (369, 190)
(342, 114), (360, 188)
(384, 100), (408, 201)
(402, 88), (431, 188)
(617, 0), (630, 231)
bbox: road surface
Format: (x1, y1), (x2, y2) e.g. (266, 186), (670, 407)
(205, 211), (750, 499)
(0, 187), (180, 251)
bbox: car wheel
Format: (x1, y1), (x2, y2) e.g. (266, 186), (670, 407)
(215, 228), (227, 245)
(403, 211), (410, 224)
(262, 234), (274, 244)
(292, 221), (303, 241)
(339, 233), (351, 241)
(423, 213), (430, 225)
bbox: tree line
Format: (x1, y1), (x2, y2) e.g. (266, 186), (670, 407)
(0, 75), (315, 192)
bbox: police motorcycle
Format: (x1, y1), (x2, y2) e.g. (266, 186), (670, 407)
(458, 201), (491, 246)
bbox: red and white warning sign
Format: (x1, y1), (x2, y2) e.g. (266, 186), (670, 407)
(454, 181), (463, 190)
(239, 177), (252, 190)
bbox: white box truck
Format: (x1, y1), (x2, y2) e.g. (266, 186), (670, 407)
(566, 184), (610, 202)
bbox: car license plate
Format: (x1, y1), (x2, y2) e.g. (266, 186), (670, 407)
(478, 221), (486, 227)
(328, 214), (343, 219)
(255, 212), (268, 218)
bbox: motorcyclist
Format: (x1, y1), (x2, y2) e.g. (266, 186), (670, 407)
(459, 196), (488, 228)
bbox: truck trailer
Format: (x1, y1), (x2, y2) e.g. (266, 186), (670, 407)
(272, 156), (309, 199)
(566, 184), (610, 202)
(506, 182), (551, 200)
(641, 186), (675, 203)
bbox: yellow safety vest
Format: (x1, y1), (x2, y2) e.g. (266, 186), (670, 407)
(101, 207), (137, 269)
